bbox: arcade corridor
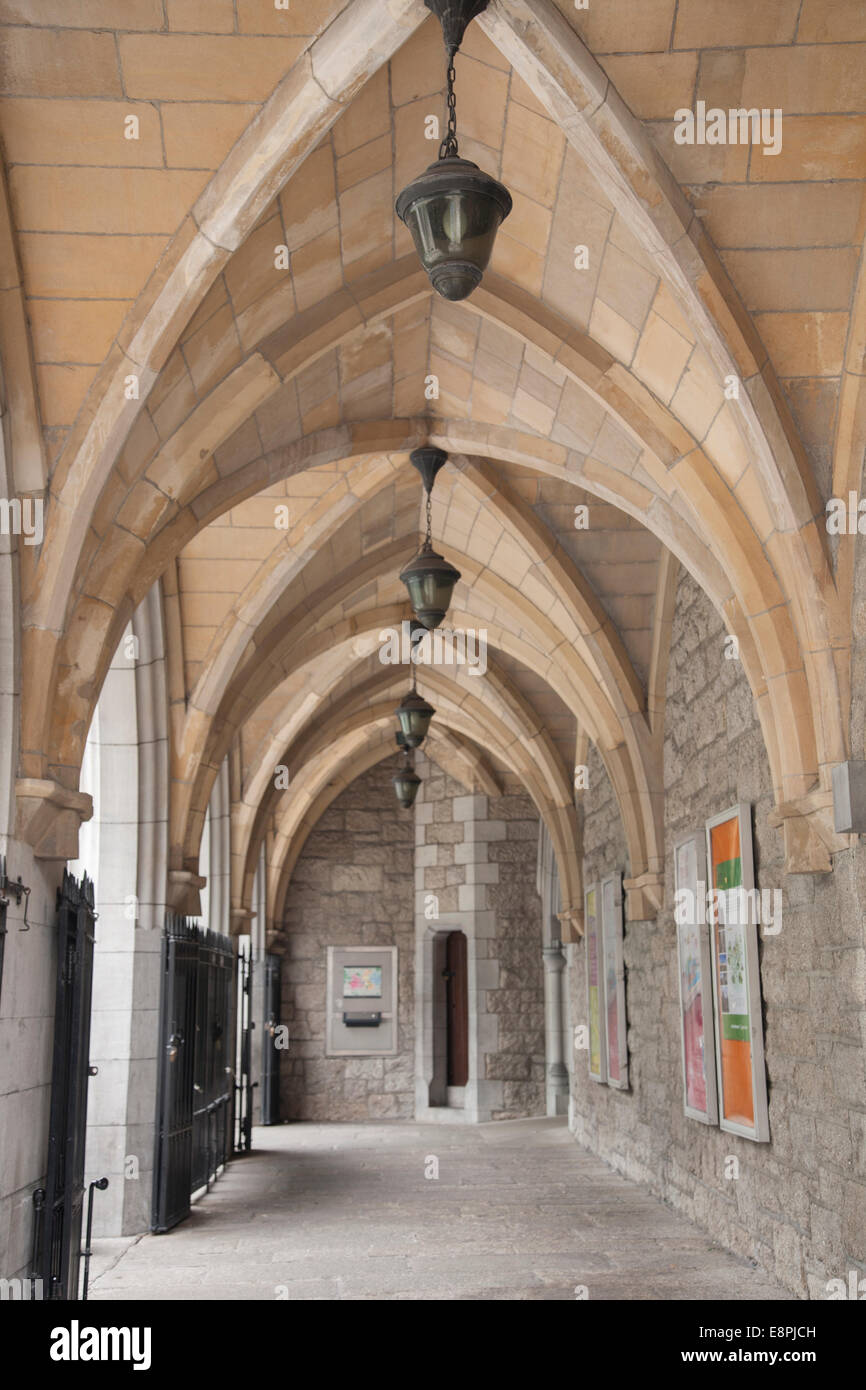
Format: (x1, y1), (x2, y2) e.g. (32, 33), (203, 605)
(87, 1120), (789, 1302)
(1, 0), (865, 1317)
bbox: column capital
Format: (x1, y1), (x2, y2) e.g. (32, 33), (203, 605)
(167, 869), (206, 916)
(768, 789), (854, 873)
(624, 870), (664, 920)
(556, 905), (583, 942)
(15, 778), (93, 860)
(542, 942), (566, 972)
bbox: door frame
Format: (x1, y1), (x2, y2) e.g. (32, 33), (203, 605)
(414, 912), (494, 1123)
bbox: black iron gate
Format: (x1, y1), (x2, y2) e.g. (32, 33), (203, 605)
(234, 939), (255, 1153)
(260, 954), (281, 1125)
(153, 915), (233, 1234)
(152, 916), (198, 1234)
(192, 927), (233, 1191)
(37, 871), (97, 1300)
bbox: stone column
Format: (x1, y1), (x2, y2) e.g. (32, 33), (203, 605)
(70, 591), (169, 1238)
(542, 939), (569, 1116)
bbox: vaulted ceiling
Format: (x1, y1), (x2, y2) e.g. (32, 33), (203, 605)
(2, 0), (863, 926)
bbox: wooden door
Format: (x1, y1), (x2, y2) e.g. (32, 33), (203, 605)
(445, 931), (469, 1087)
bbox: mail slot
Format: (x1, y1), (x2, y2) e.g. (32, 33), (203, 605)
(343, 1011), (382, 1027)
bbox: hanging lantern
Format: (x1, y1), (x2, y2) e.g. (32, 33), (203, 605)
(400, 545), (462, 630)
(393, 748), (422, 810)
(395, 690), (435, 749)
(399, 446), (461, 630)
(396, 1), (511, 302)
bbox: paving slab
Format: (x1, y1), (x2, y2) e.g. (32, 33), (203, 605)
(87, 1119), (792, 1302)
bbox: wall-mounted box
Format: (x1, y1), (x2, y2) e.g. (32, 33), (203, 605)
(833, 760), (866, 834)
(325, 946), (398, 1056)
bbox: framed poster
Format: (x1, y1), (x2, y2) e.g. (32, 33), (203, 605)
(673, 831), (718, 1125)
(705, 804), (770, 1142)
(600, 873), (628, 1089)
(584, 882), (607, 1083)
(342, 965), (382, 998)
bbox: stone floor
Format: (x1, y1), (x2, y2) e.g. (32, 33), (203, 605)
(87, 1118), (791, 1301)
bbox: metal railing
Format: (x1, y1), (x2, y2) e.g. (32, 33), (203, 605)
(153, 915), (233, 1233)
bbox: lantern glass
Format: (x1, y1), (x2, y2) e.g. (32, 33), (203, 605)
(396, 157), (512, 302)
(400, 544), (461, 630)
(393, 767), (421, 810)
(395, 691), (435, 749)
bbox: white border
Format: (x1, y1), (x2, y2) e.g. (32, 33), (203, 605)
(705, 803), (770, 1143)
(600, 872), (628, 1089)
(584, 881), (607, 1084)
(673, 830), (718, 1125)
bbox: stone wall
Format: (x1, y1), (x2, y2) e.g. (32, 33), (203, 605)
(569, 569), (866, 1299)
(279, 764), (416, 1121)
(413, 753), (545, 1122)
(278, 754), (546, 1126)
(486, 784), (547, 1118)
(0, 846), (63, 1281)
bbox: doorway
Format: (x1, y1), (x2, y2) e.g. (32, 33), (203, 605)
(433, 930), (469, 1106)
(417, 917), (484, 1121)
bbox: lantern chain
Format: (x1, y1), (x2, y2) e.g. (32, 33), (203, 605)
(425, 486), (433, 546)
(439, 46), (460, 159)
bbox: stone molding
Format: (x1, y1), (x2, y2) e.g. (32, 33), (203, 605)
(15, 778), (93, 861)
(167, 868), (206, 916)
(767, 789), (856, 874)
(623, 870), (665, 921)
(557, 905), (584, 941)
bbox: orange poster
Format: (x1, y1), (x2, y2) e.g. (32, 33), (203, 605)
(709, 813), (754, 1129)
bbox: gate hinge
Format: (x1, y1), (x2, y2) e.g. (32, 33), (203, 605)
(0, 855), (31, 930)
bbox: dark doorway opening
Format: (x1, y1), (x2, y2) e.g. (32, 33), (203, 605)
(444, 930), (469, 1088)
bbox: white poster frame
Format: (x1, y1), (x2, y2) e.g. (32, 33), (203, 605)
(584, 881), (606, 1084)
(705, 803), (770, 1143)
(673, 830), (719, 1125)
(600, 872), (628, 1090)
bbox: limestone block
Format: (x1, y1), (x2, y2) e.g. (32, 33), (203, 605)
(15, 778), (93, 860)
(118, 35), (304, 102)
(0, 1086), (49, 1196)
(452, 794), (487, 823)
(0, 26), (123, 97)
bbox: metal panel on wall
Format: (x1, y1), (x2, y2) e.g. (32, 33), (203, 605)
(326, 946), (398, 1056)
